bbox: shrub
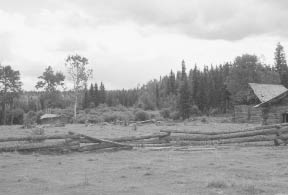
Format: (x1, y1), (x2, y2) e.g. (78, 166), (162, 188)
(160, 108), (170, 118)
(190, 105), (201, 115)
(23, 111), (37, 128)
(36, 110), (44, 124)
(170, 111), (180, 120)
(209, 108), (219, 116)
(149, 111), (163, 121)
(201, 117), (208, 123)
(207, 180), (228, 189)
(9, 108), (24, 125)
(134, 110), (150, 121)
(103, 112), (118, 122)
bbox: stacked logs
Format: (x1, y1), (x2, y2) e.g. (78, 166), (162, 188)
(77, 132), (171, 151)
(161, 123), (288, 146)
(0, 132), (171, 153)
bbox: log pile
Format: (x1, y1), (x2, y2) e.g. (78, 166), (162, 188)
(0, 132), (171, 153)
(162, 123), (288, 146)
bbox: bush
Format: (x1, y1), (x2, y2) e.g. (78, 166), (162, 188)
(7, 108), (25, 125)
(36, 110), (44, 124)
(103, 112), (118, 122)
(190, 105), (201, 115)
(207, 180), (228, 188)
(134, 110), (150, 121)
(149, 111), (163, 121)
(160, 108), (170, 118)
(201, 117), (208, 123)
(23, 111), (37, 128)
(208, 108), (219, 116)
(170, 111), (180, 120)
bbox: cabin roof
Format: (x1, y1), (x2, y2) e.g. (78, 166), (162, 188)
(248, 83), (288, 107)
(40, 114), (60, 120)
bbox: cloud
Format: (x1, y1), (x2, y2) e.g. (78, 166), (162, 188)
(56, 39), (88, 52)
(0, 33), (13, 62)
(62, 0), (288, 40)
(0, 0), (287, 90)
(2, 0), (288, 40)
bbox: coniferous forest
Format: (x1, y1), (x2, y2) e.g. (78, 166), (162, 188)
(1, 43), (288, 125)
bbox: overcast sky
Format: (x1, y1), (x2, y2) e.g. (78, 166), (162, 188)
(0, 0), (288, 90)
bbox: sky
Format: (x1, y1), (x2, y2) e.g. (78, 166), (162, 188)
(0, 0), (288, 90)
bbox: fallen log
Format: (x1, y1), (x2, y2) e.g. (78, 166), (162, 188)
(0, 141), (68, 152)
(110, 132), (170, 142)
(170, 127), (288, 141)
(78, 132), (170, 144)
(161, 123), (288, 135)
(171, 134), (288, 145)
(174, 147), (216, 151)
(0, 134), (79, 142)
(87, 146), (133, 153)
(76, 133), (133, 149)
(78, 142), (132, 152)
(129, 143), (172, 147)
(136, 120), (156, 125)
(80, 137), (169, 144)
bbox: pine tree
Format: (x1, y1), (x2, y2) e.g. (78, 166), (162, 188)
(192, 65), (200, 106)
(155, 83), (160, 108)
(94, 83), (99, 106)
(274, 42), (288, 87)
(99, 82), (106, 104)
(181, 60), (187, 80)
(88, 83), (94, 107)
(179, 60), (191, 119)
(168, 70), (176, 94)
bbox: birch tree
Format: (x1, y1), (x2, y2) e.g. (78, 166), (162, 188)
(65, 54), (92, 121)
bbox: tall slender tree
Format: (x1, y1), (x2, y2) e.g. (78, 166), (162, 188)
(88, 83), (94, 106)
(82, 85), (89, 109)
(94, 83), (99, 106)
(99, 82), (106, 104)
(178, 60), (191, 119)
(274, 42), (288, 88)
(65, 54), (92, 120)
(0, 65), (22, 125)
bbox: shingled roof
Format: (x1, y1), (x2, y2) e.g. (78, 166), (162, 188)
(40, 114), (60, 120)
(248, 83), (288, 107)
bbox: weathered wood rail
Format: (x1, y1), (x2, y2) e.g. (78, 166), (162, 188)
(163, 123), (288, 146)
(0, 131), (171, 153)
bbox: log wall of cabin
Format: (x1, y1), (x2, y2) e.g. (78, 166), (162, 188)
(264, 96), (288, 125)
(234, 105), (262, 123)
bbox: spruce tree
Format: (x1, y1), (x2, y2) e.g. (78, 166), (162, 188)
(169, 70), (176, 94)
(179, 60), (191, 119)
(89, 83), (94, 106)
(274, 42), (288, 88)
(94, 83), (99, 106)
(155, 83), (160, 108)
(99, 82), (106, 104)
(181, 60), (187, 80)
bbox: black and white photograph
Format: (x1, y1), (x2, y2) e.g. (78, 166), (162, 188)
(1, 0), (288, 194)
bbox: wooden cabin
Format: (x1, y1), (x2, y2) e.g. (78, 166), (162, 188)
(40, 114), (61, 124)
(39, 114), (70, 125)
(234, 83), (288, 125)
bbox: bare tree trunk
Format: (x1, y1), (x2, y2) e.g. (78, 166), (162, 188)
(74, 94), (77, 122)
(73, 88), (80, 122)
(2, 103), (6, 125)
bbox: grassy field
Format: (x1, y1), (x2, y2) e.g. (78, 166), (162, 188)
(0, 118), (288, 195)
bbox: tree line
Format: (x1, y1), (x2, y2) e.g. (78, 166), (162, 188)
(0, 43), (287, 124)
